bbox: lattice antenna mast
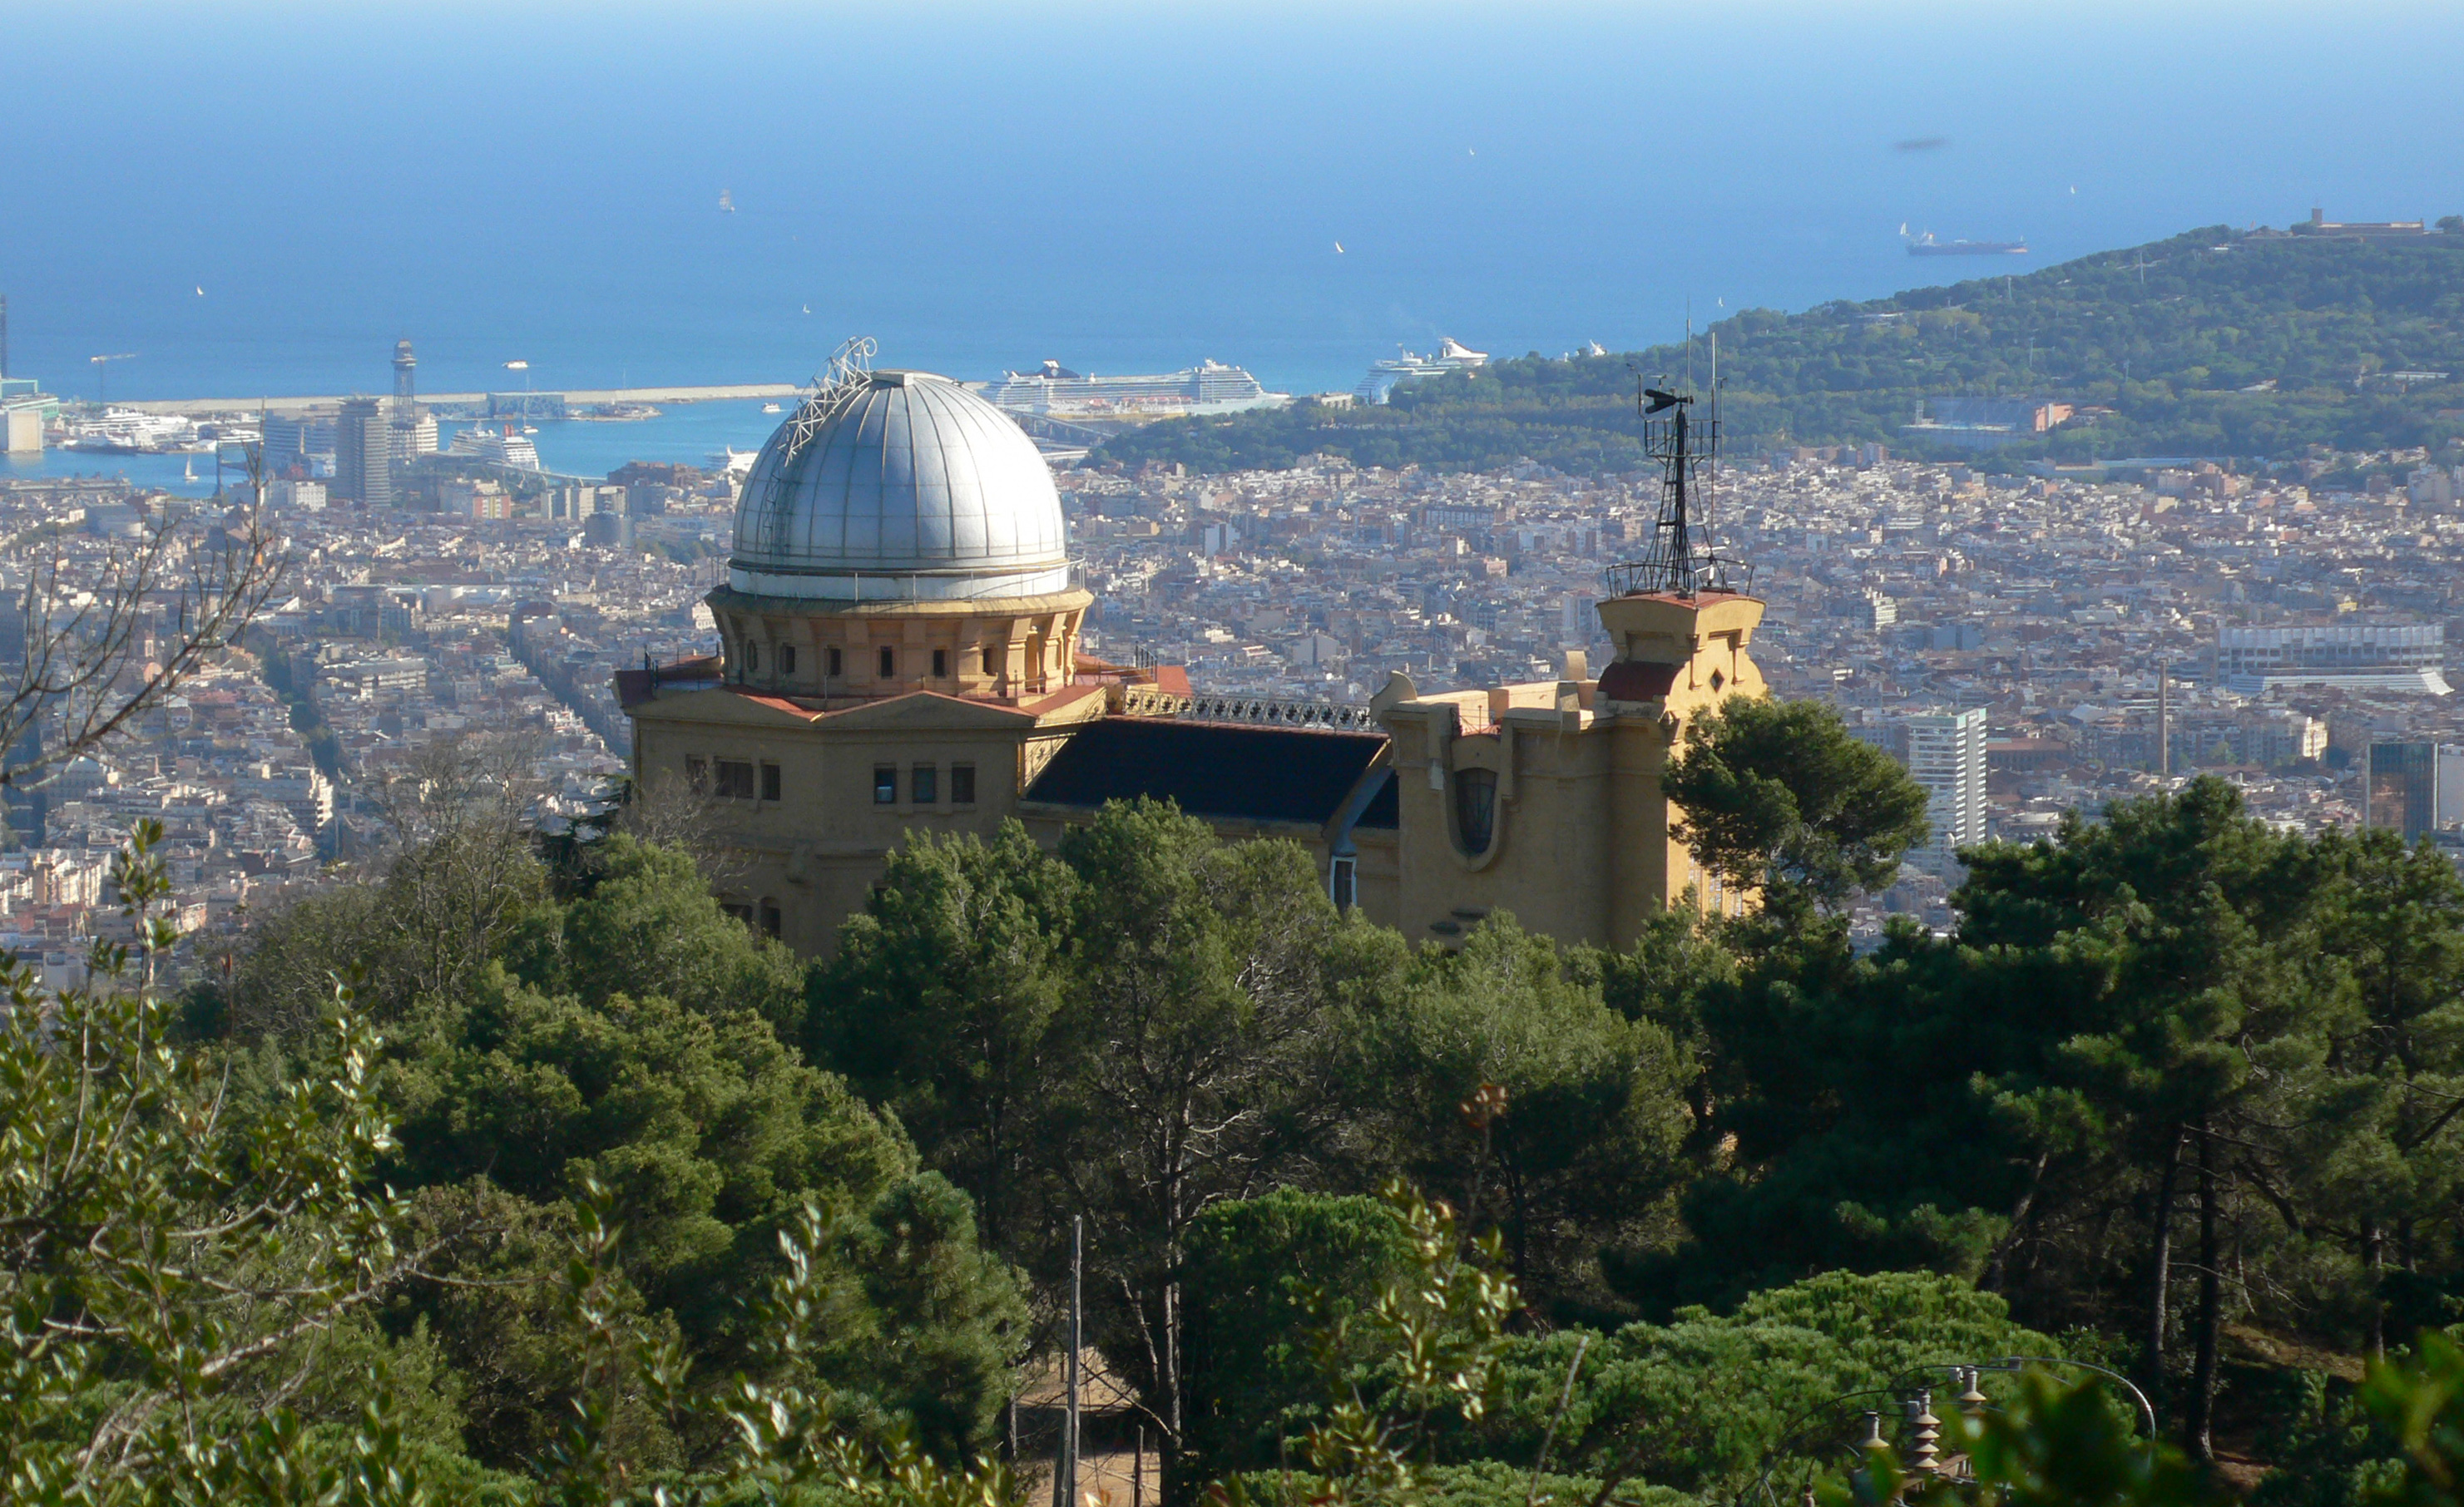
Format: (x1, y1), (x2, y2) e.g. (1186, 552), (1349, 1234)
(1653, 387), (1699, 586)
(1603, 365), (1750, 600)
(755, 336), (878, 563)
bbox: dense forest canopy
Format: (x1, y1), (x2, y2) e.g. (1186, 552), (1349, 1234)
(1096, 225), (2464, 475)
(16, 709), (2464, 1504)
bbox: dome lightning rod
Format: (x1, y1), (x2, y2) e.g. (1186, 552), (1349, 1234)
(758, 335), (878, 574)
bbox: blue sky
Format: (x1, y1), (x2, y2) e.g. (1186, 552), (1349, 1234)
(4, 2), (2459, 396)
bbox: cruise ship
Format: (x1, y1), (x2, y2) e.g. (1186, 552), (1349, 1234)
(980, 358), (1284, 415)
(1354, 338), (1487, 404)
(448, 424), (543, 471)
(61, 407), (208, 454)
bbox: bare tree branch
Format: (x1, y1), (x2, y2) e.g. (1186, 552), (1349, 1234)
(0, 443), (287, 791)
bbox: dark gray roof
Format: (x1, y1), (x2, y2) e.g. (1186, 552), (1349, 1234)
(1026, 718), (1388, 828)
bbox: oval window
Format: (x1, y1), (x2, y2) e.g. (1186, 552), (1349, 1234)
(1454, 768), (1498, 855)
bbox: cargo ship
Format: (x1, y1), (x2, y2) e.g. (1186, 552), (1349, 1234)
(1903, 225), (2028, 257)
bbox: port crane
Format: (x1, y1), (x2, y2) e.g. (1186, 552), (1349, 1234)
(89, 353), (136, 405)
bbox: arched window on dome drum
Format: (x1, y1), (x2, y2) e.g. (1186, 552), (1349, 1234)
(743, 640), (759, 674)
(982, 645), (997, 676)
(1454, 768), (1498, 856)
(828, 646), (843, 679)
(780, 645), (796, 675)
(878, 645), (895, 679)
(933, 648), (948, 679)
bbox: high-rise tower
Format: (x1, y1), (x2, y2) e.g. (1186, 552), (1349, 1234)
(1906, 706), (1988, 867)
(2367, 742), (2440, 842)
(335, 397), (393, 508)
(392, 339), (418, 461)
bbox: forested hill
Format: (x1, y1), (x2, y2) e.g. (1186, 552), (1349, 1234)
(1096, 223), (2464, 475)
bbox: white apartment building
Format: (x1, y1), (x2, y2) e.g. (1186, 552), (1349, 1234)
(1905, 706), (1988, 867)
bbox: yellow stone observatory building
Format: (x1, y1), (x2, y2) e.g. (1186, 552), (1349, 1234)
(619, 363), (1764, 956)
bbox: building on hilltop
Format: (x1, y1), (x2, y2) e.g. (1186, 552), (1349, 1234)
(619, 354), (1769, 957)
(2290, 207), (2431, 240)
(1901, 397), (2075, 452)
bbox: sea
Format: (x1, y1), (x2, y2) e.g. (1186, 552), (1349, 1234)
(1, 403), (785, 499)
(3, 2), (2461, 497)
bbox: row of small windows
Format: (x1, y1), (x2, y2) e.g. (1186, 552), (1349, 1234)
(738, 642), (1001, 680)
(685, 756), (979, 808)
(686, 757), (782, 802)
(873, 762), (976, 806)
(720, 897), (784, 938)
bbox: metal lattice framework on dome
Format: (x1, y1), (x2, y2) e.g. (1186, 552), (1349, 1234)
(756, 336), (878, 563)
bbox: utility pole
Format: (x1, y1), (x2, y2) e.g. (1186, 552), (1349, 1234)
(1053, 1215), (1082, 1507)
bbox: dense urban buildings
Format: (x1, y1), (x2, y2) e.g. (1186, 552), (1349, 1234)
(12, 348), (2464, 959)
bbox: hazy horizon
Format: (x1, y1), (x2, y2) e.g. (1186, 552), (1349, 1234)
(6, 1), (2462, 401)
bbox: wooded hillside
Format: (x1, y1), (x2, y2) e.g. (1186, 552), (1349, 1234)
(1098, 225), (2464, 474)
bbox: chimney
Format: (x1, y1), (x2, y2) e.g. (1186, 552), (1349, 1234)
(2159, 661), (2171, 776)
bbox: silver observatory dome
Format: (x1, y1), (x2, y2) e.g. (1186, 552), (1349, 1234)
(728, 368), (1071, 602)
